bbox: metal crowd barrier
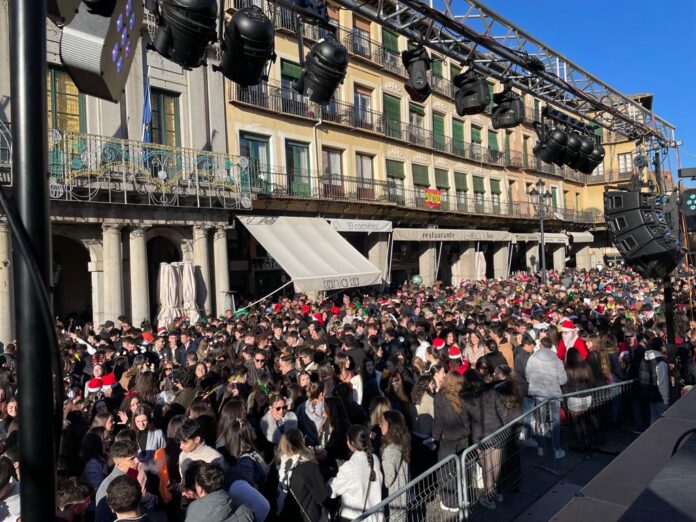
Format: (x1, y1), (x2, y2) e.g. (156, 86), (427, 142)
(351, 453), (463, 522)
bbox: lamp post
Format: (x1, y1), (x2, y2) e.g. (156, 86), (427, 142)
(529, 178), (553, 284)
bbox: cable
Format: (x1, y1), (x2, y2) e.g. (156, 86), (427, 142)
(0, 186), (63, 447)
(234, 280), (293, 315)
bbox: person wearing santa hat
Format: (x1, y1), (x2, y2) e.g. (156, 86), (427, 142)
(556, 320), (588, 361)
(447, 346), (469, 375)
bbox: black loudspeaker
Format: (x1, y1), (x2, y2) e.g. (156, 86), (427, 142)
(604, 186), (684, 278)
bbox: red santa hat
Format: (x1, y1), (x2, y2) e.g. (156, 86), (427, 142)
(560, 319), (576, 332)
(86, 378), (103, 393)
(330, 306), (340, 315)
(301, 304), (311, 314)
(312, 313), (324, 324)
(273, 303), (283, 313)
(432, 338), (445, 350)
(101, 373), (117, 388)
(448, 345), (462, 359)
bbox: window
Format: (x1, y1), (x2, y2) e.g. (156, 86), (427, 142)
(471, 125), (482, 144)
(431, 58), (442, 78)
(409, 104), (425, 145)
(386, 159), (405, 203)
(286, 141), (311, 197)
(356, 153), (373, 187)
(322, 148), (342, 184)
(523, 136), (530, 167)
(382, 28), (400, 70)
(354, 86), (373, 128)
(473, 175), (485, 213)
(505, 131), (512, 161)
(352, 16), (371, 58)
(455, 172), (467, 211)
(47, 66), (85, 132)
(412, 164), (429, 206)
(450, 64), (461, 97)
(488, 130), (500, 162)
(280, 59), (305, 114)
(592, 161), (605, 177)
(432, 112), (446, 151)
(452, 119), (465, 156)
(435, 168), (449, 206)
(485, 82), (495, 114)
(240, 132), (270, 191)
(151, 89), (181, 146)
(550, 186), (559, 208)
(490, 179), (501, 213)
(383, 94), (401, 138)
(575, 192), (580, 210)
(534, 99), (541, 121)
(618, 153), (633, 173)
(507, 181), (515, 211)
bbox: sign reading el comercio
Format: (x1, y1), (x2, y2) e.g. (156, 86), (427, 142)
(424, 189), (441, 208)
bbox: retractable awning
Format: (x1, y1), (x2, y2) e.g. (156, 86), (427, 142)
(239, 216), (383, 293)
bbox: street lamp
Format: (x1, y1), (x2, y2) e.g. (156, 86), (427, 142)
(529, 178), (553, 284)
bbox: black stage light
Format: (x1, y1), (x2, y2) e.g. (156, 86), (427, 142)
(533, 124), (567, 165)
(48, 0), (82, 25)
(491, 89), (525, 129)
(401, 47), (431, 103)
(560, 131), (581, 166)
(220, 6), (275, 86)
(295, 36), (348, 104)
(453, 69), (490, 116)
(585, 141), (606, 174)
(680, 188), (696, 216)
(568, 134), (595, 173)
(151, 0), (218, 69)
(60, 0), (143, 102)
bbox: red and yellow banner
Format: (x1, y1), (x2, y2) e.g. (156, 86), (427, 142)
(425, 188), (442, 208)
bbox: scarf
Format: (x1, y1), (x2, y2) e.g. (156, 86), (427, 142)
(276, 454), (306, 515)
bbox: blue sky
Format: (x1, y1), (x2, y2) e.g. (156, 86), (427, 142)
(444, 0), (696, 175)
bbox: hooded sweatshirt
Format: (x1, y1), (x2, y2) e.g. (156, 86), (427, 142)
(185, 490), (255, 522)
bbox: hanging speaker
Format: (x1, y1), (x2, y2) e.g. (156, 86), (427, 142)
(603, 186), (684, 278)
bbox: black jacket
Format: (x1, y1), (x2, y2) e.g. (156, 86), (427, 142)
(284, 461), (331, 522)
(463, 386), (511, 443)
(431, 391), (470, 443)
(512, 346), (531, 396)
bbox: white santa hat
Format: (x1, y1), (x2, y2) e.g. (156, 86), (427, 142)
(560, 319), (577, 332)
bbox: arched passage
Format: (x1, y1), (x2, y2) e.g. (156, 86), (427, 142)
(53, 235), (91, 322)
(147, 236), (181, 321)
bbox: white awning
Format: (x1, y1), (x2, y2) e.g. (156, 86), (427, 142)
(571, 231), (594, 243)
(239, 216), (383, 293)
(392, 228), (512, 242)
(329, 219), (392, 233)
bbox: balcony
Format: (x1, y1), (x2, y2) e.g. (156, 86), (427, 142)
(340, 28), (384, 66)
(382, 49), (406, 77)
(1, 127), (252, 209)
(229, 81), (319, 120)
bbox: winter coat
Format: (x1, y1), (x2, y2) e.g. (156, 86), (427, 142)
(526, 349), (568, 398)
(381, 444), (409, 516)
(185, 490), (255, 522)
(639, 350), (669, 404)
(431, 391), (469, 443)
(463, 386), (511, 443)
(282, 460), (331, 522)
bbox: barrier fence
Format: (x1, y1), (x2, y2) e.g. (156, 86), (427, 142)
(350, 380), (638, 522)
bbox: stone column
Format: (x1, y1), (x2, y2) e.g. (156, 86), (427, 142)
(367, 233), (390, 282)
(129, 227), (149, 325)
(575, 245), (592, 270)
(493, 242), (510, 279)
(213, 227), (230, 318)
(452, 242), (477, 283)
(525, 242), (539, 273)
(418, 242), (438, 287)
(102, 223), (124, 322)
(193, 225), (212, 316)
(553, 244), (567, 272)
(0, 223), (14, 346)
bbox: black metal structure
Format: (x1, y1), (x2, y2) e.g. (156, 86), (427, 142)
(10, 1), (57, 521)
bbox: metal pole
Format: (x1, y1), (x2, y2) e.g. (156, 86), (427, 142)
(540, 201), (547, 284)
(663, 275), (677, 365)
(10, 0), (57, 520)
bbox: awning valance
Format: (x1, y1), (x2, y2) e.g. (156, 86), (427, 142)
(571, 231), (594, 243)
(240, 216), (382, 292)
(329, 219), (392, 233)
(393, 228), (511, 242)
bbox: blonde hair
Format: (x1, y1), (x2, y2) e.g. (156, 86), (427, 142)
(369, 396), (391, 427)
(276, 428), (315, 462)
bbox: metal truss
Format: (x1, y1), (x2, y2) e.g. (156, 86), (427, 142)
(329, 0), (675, 146)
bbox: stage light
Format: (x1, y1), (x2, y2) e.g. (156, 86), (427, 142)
(453, 69), (490, 116)
(533, 125), (567, 165)
(567, 134), (595, 173)
(60, 0), (143, 102)
(491, 89), (525, 129)
(295, 36), (348, 104)
(48, 0), (82, 25)
(401, 47), (431, 103)
(220, 6), (275, 87)
(150, 0), (218, 69)
(681, 188), (696, 216)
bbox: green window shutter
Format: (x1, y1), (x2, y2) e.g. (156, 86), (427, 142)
(487, 82), (495, 112)
(551, 187), (558, 208)
(507, 182), (513, 201)
(382, 28), (399, 53)
(505, 132), (511, 154)
(412, 164), (430, 186)
(471, 126), (481, 144)
(473, 175), (485, 193)
(409, 103), (425, 117)
(385, 159), (405, 179)
(435, 168), (449, 189)
(593, 126), (604, 143)
(432, 59), (442, 77)
(488, 130), (499, 151)
(281, 60), (302, 80)
(383, 94), (401, 122)
(452, 119), (464, 142)
(432, 113), (445, 136)
(454, 172), (467, 191)
(450, 64), (461, 79)
(490, 179), (501, 194)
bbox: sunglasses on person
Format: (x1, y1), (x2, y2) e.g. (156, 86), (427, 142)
(274, 405), (287, 411)
(255, 358), (265, 363)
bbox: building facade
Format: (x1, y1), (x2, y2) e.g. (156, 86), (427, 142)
(0, 1), (676, 345)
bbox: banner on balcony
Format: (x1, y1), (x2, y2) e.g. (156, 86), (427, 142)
(424, 189), (442, 208)
(393, 228), (512, 242)
(329, 219), (392, 233)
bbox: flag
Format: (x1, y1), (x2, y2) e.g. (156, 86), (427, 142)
(142, 70), (152, 143)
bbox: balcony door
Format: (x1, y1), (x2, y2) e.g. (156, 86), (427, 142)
(240, 132), (270, 193)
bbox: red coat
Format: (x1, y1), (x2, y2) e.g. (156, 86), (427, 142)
(557, 336), (588, 361)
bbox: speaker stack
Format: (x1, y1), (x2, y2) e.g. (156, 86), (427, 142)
(603, 186), (684, 278)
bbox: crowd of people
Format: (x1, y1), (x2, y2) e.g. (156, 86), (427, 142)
(0, 266), (694, 521)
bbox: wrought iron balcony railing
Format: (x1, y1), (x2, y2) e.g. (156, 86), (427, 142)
(431, 75), (451, 97)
